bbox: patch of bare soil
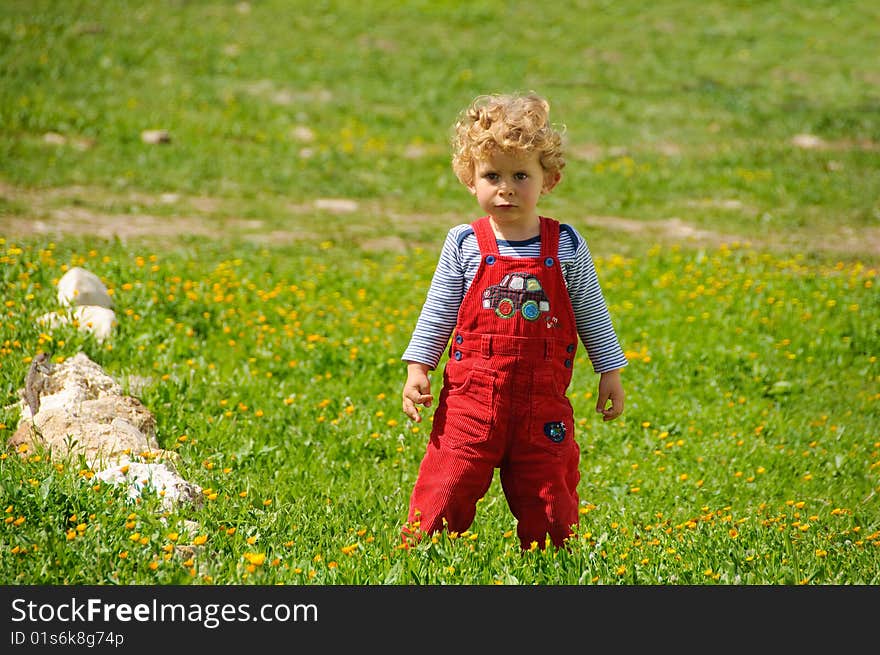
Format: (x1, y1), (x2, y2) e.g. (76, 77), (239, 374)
(1, 183), (877, 260)
(790, 133), (880, 152)
(580, 215), (729, 244)
(578, 214), (880, 260)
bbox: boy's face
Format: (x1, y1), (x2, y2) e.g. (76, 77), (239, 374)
(467, 149), (560, 230)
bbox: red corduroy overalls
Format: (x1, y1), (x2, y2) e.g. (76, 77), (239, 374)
(406, 215), (581, 549)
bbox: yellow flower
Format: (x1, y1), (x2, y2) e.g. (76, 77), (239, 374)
(192, 535), (208, 546)
(243, 552), (266, 566)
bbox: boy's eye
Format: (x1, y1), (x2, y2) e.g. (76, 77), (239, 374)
(484, 172), (499, 181)
(514, 172), (529, 180)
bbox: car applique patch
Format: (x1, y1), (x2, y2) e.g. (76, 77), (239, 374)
(544, 421), (566, 443)
(482, 272), (550, 321)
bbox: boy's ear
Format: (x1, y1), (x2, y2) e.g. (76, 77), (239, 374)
(543, 171), (562, 193)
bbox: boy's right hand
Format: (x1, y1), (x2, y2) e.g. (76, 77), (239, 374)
(402, 362), (434, 423)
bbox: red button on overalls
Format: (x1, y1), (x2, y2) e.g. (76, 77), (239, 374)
(405, 216), (581, 549)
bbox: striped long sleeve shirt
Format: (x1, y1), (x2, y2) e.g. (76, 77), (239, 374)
(402, 221), (628, 374)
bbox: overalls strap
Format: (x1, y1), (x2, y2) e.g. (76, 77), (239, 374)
(539, 216), (560, 260)
(471, 216), (500, 256)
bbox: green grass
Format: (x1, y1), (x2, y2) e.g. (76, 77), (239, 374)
(2, 0), (879, 248)
(0, 1), (878, 584)
(1, 237), (877, 584)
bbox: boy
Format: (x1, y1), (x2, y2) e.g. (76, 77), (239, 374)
(401, 92), (627, 549)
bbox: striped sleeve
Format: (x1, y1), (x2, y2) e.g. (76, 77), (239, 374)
(400, 226), (468, 368)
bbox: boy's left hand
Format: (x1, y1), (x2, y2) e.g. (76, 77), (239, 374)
(596, 369), (625, 422)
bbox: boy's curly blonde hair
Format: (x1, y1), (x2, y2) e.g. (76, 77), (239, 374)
(451, 92), (565, 188)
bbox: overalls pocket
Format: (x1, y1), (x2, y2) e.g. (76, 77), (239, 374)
(440, 364), (496, 449)
(528, 369), (576, 457)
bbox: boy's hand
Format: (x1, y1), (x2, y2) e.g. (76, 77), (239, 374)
(596, 369), (625, 422)
(402, 362), (434, 423)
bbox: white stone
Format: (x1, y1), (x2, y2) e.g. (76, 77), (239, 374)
(74, 305), (117, 342)
(37, 306), (117, 342)
(43, 132), (67, 145)
(791, 133), (825, 149)
(9, 352), (202, 512)
(141, 129), (171, 144)
(57, 267), (113, 308)
(95, 462), (203, 512)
